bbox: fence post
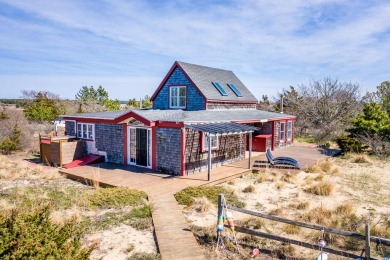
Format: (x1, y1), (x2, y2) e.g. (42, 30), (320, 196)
(217, 194), (224, 218)
(365, 223), (370, 260)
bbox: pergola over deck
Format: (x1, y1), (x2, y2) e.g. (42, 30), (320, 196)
(185, 122), (259, 181)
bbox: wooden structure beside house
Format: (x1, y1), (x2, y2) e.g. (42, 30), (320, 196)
(39, 134), (84, 167)
(62, 61), (295, 176)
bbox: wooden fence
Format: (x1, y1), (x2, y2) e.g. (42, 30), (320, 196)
(217, 194), (390, 259)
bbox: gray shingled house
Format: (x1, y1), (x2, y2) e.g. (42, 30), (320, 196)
(62, 61), (295, 175)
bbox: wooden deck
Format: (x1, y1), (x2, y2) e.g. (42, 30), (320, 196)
(59, 143), (331, 259)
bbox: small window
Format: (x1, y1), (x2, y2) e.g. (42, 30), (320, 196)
(280, 122), (285, 142)
(170, 86), (186, 108)
(212, 82), (228, 96)
(203, 133), (218, 150)
(287, 121), (292, 140)
(77, 123), (94, 140)
(227, 83), (242, 97)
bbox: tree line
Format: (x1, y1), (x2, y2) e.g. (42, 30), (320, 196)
(259, 78), (390, 157)
(0, 81), (389, 157)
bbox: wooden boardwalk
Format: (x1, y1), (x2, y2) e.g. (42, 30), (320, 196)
(59, 143), (330, 260)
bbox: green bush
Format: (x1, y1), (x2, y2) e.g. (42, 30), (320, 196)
(335, 136), (366, 153)
(0, 205), (94, 259)
(174, 186), (245, 208)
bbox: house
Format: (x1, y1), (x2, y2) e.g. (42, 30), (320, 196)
(62, 61), (295, 176)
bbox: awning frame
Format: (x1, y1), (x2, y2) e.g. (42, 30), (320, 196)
(185, 122), (259, 181)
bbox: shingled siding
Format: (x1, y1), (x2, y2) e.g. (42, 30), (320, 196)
(207, 102), (256, 110)
(65, 121), (76, 136)
(185, 129), (245, 174)
(153, 67), (205, 111)
(95, 123), (124, 164)
(156, 127), (181, 175)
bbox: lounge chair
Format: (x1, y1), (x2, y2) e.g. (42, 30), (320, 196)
(266, 148), (300, 169)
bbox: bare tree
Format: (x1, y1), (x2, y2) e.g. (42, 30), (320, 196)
(279, 77), (361, 142)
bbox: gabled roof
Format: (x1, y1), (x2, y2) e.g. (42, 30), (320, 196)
(151, 61), (258, 103)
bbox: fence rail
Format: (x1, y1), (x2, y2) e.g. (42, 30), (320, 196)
(218, 194), (389, 260)
(227, 205), (390, 247)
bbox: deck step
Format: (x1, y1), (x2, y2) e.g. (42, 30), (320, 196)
(62, 154), (104, 169)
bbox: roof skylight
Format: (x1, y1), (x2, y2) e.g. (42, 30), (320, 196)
(227, 83), (242, 97)
(212, 82), (228, 96)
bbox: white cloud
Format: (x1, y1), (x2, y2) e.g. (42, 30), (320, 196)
(0, 0), (389, 99)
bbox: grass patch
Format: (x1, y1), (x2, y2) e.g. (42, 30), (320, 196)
(174, 186), (245, 208)
(304, 182), (333, 196)
(128, 252), (161, 260)
(242, 185), (256, 193)
(352, 155), (369, 163)
(282, 224), (301, 234)
(305, 164), (321, 173)
(237, 217), (263, 229)
(295, 136), (316, 143)
(288, 201), (309, 210)
(191, 197), (213, 212)
(1, 184), (89, 210)
(256, 172), (268, 183)
(87, 188), (148, 208)
(276, 182), (285, 190)
(84, 204), (152, 232)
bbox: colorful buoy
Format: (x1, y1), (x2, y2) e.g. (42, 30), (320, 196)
(250, 248), (260, 257)
(317, 238), (327, 248)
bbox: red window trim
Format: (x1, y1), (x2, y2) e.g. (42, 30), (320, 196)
(200, 132), (219, 152)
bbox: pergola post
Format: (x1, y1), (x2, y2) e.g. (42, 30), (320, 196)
(208, 134), (212, 181)
(248, 132), (252, 169)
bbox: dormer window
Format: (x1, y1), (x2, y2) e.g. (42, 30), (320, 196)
(170, 86), (186, 108)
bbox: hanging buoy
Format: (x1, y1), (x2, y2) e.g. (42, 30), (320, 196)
(317, 238), (327, 248)
(316, 253), (328, 260)
(217, 215), (224, 231)
(250, 248), (260, 257)
(225, 211), (235, 231)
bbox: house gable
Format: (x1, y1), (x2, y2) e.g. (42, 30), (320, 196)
(151, 61), (258, 111)
(151, 64), (205, 111)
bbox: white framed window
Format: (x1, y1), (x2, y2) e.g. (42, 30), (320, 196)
(287, 121), (292, 140)
(203, 133), (218, 150)
(280, 122), (285, 142)
(170, 86), (186, 108)
(77, 123), (94, 140)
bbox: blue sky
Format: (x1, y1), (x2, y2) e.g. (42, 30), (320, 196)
(0, 0), (389, 101)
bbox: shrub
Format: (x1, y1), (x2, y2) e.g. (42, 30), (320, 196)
(304, 182), (333, 196)
(174, 186), (245, 208)
(0, 205), (94, 259)
(336, 136), (366, 153)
